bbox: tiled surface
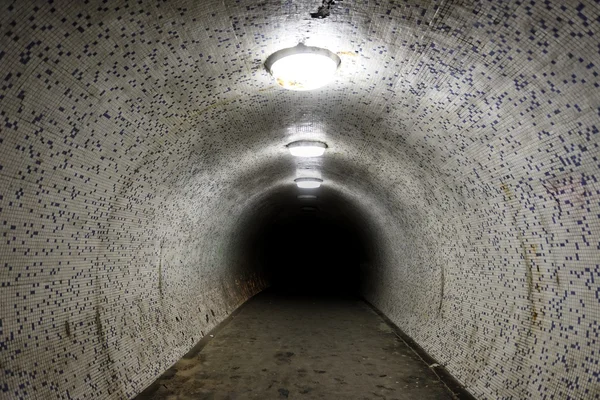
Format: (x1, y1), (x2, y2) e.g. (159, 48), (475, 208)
(0, 1), (599, 399)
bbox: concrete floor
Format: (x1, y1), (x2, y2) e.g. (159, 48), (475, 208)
(136, 291), (461, 400)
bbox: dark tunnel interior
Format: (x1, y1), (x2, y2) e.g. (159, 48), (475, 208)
(235, 190), (374, 296)
(257, 212), (367, 295)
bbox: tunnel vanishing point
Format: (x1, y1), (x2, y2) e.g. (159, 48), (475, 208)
(1, 1), (599, 399)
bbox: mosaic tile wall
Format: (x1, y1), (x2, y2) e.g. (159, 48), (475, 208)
(0, 0), (599, 399)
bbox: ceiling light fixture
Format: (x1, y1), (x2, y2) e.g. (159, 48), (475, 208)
(298, 195), (317, 200)
(295, 177), (323, 189)
(265, 44), (341, 91)
(287, 140), (327, 157)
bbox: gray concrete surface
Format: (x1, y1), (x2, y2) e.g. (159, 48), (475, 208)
(136, 291), (457, 400)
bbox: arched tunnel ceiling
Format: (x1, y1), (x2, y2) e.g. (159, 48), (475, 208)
(0, 1), (599, 399)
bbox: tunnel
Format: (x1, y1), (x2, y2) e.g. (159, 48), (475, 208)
(237, 187), (373, 296)
(0, 0), (599, 399)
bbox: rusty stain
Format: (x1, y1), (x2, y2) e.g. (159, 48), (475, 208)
(65, 320), (71, 337)
(503, 180), (539, 327)
(276, 77), (305, 90)
(258, 85), (277, 92)
(186, 96), (242, 118)
(500, 182), (513, 200)
(337, 51), (358, 57)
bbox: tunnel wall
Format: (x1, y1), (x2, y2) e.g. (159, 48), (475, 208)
(0, 2), (277, 395)
(349, 2), (600, 398)
(0, 101), (269, 398)
(0, 1), (599, 400)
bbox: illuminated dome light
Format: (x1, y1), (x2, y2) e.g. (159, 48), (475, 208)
(298, 195), (317, 200)
(287, 140), (327, 157)
(265, 44), (341, 91)
(295, 177), (323, 189)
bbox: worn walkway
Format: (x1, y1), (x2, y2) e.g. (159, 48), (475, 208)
(136, 291), (460, 400)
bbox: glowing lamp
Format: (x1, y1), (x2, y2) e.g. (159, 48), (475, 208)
(265, 44), (341, 91)
(295, 178), (323, 189)
(287, 141), (327, 157)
